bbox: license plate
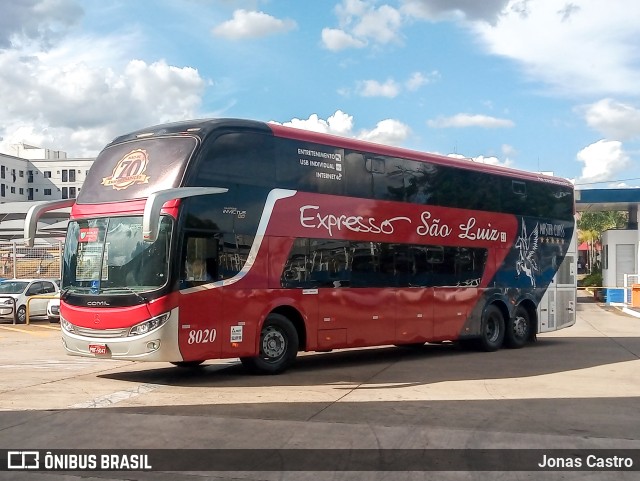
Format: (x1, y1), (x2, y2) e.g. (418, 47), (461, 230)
(89, 344), (107, 355)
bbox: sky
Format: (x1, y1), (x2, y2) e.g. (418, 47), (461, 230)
(1, 0), (640, 189)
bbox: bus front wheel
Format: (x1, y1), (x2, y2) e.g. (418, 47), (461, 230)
(477, 305), (505, 352)
(504, 305), (531, 349)
(240, 314), (299, 375)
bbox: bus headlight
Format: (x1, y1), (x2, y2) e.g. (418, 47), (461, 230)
(60, 317), (75, 333)
(129, 312), (170, 336)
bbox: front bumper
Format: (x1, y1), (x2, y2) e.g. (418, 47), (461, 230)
(61, 307), (183, 362)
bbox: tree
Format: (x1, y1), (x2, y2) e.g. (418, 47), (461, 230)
(577, 211), (628, 272)
(578, 211), (627, 233)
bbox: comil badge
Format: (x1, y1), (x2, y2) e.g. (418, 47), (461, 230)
(101, 149), (151, 190)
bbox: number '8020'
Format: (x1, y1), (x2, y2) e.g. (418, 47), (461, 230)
(187, 329), (217, 344)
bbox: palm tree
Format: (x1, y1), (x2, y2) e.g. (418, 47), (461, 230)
(577, 211), (628, 273)
(577, 228), (599, 273)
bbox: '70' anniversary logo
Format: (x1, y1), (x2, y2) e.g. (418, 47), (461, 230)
(101, 149), (151, 191)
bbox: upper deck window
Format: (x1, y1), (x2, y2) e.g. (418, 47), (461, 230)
(190, 132), (275, 187)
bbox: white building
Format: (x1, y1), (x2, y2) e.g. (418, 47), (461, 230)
(601, 229), (638, 289)
(0, 143), (94, 202)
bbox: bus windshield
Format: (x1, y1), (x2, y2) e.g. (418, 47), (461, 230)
(62, 216), (172, 295)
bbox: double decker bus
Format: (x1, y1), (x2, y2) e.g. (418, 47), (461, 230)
(26, 118), (576, 374)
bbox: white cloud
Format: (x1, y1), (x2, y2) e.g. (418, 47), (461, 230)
(321, 28), (366, 51)
(405, 71), (438, 91)
(0, 34), (207, 156)
(273, 110), (410, 146)
(274, 111), (355, 136)
(212, 9), (296, 39)
(325, 1), (640, 99)
(501, 143), (516, 157)
(351, 4), (403, 44)
(123, 59), (205, 118)
(349, 72), (435, 98)
(356, 79), (401, 98)
(400, 0), (508, 22)
(447, 152), (513, 168)
(279, 113), (330, 133)
(358, 119), (411, 145)
(0, 0), (83, 49)
(470, 0), (640, 97)
(473, 154), (512, 167)
(576, 139), (631, 184)
(322, 0), (403, 50)
(582, 98), (640, 141)
(427, 113), (514, 128)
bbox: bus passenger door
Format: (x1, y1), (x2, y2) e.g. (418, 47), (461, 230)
(393, 245), (434, 343)
(308, 240), (397, 349)
(430, 246), (486, 341)
(317, 288), (396, 349)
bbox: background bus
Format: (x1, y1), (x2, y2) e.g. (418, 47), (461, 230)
(26, 118), (576, 374)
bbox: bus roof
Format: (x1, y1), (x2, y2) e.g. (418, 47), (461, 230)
(109, 118), (573, 189)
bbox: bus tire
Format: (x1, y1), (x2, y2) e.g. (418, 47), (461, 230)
(504, 305), (531, 349)
(240, 313), (298, 375)
(476, 304), (504, 352)
(171, 361), (204, 368)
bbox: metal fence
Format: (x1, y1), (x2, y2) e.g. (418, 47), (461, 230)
(0, 242), (63, 280)
(617, 274), (640, 318)
(624, 274), (639, 288)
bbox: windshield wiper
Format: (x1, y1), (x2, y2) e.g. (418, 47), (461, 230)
(101, 286), (147, 303)
(64, 287), (92, 295)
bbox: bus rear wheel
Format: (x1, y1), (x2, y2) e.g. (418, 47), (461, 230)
(504, 305), (531, 349)
(476, 304), (505, 352)
(240, 314), (298, 375)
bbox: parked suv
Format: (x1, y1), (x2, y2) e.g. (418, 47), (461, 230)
(0, 279), (59, 323)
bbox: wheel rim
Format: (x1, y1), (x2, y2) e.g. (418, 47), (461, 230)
(261, 326), (286, 361)
(18, 308), (26, 323)
(513, 315), (528, 339)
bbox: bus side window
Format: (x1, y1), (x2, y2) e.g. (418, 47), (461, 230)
(182, 236), (219, 284)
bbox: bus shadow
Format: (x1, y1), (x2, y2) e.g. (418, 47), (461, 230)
(99, 335), (640, 388)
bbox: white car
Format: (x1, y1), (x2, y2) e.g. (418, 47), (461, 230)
(47, 293), (61, 323)
(0, 279), (59, 324)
